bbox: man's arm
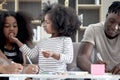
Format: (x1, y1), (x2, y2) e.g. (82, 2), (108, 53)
(77, 42), (94, 73)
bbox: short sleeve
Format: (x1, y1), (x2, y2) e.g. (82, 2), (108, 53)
(81, 24), (95, 45)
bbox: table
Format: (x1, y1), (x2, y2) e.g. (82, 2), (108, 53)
(0, 71), (120, 80)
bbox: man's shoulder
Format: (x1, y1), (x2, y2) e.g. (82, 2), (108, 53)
(89, 22), (104, 28)
(86, 22), (104, 31)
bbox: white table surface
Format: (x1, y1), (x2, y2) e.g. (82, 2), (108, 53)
(0, 71), (120, 80)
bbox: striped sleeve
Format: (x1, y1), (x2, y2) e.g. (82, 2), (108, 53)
(19, 44), (39, 59)
(59, 37), (73, 64)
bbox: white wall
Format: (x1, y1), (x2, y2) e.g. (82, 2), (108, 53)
(101, 0), (120, 21)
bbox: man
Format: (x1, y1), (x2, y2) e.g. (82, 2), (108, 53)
(77, 1), (120, 74)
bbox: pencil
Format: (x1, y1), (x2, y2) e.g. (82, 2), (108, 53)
(97, 53), (103, 61)
(26, 56), (32, 64)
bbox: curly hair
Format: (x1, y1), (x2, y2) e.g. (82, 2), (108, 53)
(0, 11), (33, 48)
(42, 3), (81, 37)
(108, 1), (120, 14)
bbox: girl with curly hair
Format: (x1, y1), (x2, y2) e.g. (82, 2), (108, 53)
(0, 11), (39, 80)
(10, 3), (81, 74)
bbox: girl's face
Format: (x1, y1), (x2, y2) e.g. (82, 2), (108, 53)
(3, 16), (18, 40)
(44, 14), (56, 35)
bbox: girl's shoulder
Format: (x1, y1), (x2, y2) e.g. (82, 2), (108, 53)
(36, 37), (72, 43)
(60, 36), (72, 42)
(54, 36), (72, 41)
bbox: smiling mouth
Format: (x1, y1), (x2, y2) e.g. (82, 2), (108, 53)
(105, 31), (118, 39)
(109, 30), (117, 34)
(107, 31), (119, 38)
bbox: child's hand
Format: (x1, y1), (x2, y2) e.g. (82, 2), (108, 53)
(41, 50), (54, 58)
(9, 33), (24, 47)
(3, 63), (23, 74)
(41, 49), (60, 60)
(22, 64), (39, 74)
(9, 33), (18, 43)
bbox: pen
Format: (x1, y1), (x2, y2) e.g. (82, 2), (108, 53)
(26, 56), (32, 64)
(97, 53), (103, 61)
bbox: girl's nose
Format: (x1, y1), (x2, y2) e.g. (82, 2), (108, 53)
(10, 26), (14, 30)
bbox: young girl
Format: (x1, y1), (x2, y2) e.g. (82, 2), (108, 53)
(0, 11), (39, 80)
(11, 3), (81, 73)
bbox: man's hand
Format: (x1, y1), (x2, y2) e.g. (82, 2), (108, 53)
(95, 60), (109, 72)
(110, 63), (120, 74)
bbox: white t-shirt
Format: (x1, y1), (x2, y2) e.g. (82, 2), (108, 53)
(82, 22), (120, 70)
